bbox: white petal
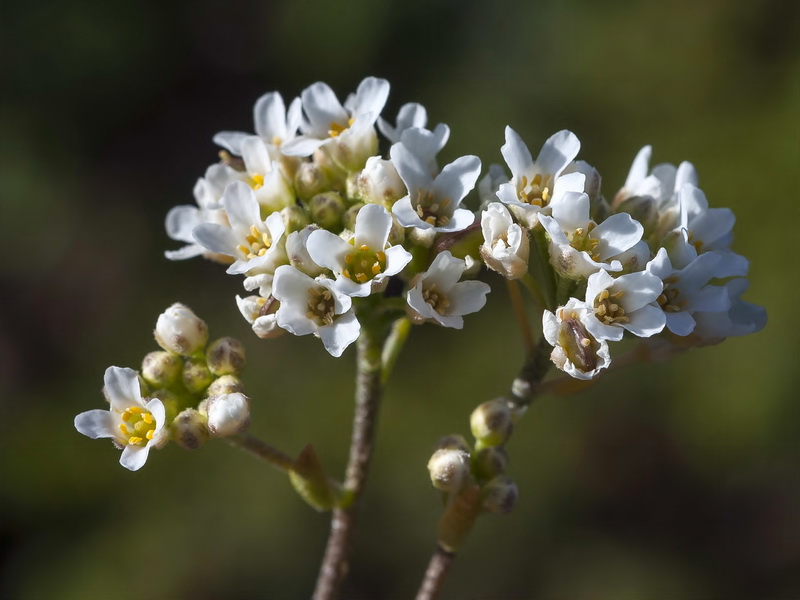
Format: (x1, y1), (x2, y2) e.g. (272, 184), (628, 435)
(241, 137), (272, 176)
(624, 145), (652, 190)
(382, 244), (413, 277)
(213, 131), (248, 155)
(74, 409), (117, 440)
(222, 181), (261, 232)
(424, 251), (466, 291)
(193, 223), (239, 256)
(306, 229), (350, 272)
(536, 130), (580, 177)
(623, 304), (666, 338)
(500, 126), (533, 179)
(432, 155), (481, 205)
(390, 143), (431, 194)
(592, 213), (643, 261)
(665, 310), (696, 336)
(254, 92), (285, 140)
(447, 280), (490, 316)
(318, 310), (361, 357)
(165, 206), (201, 243)
(103, 366), (142, 412)
(301, 81), (348, 134)
(120, 444), (151, 471)
(280, 136), (327, 157)
(165, 244), (205, 261)
(615, 271), (663, 312)
(392, 195), (424, 228)
(551, 192), (590, 233)
(354, 203), (392, 250)
(352, 77), (390, 120)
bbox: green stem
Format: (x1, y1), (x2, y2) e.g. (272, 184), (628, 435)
(382, 316), (412, 384)
(312, 321), (388, 600)
(224, 434), (295, 473)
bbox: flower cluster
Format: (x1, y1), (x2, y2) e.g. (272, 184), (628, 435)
(165, 77), (490, 356)
(75, 304), (251, 470)
(480, 130), (766, 380)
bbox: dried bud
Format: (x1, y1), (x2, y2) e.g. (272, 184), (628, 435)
(206, 393), (251, 437)
(182, 356), (213, 394)
(470, 398), (513, 447)
(206, 374), (245, 397)
(171, 408), (209, 450)
(206, 337), (246, 376)
(472, 446), (509, 482)
(141, 351), (182, 388)
(427, 448), (471, 493)
(154, 303), (208, 356)
(481, 475), (519, 515)
(308, 191), (346, 230)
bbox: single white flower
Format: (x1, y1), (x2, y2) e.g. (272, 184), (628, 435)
(543, 299), (611, 380)
(678, 183), (735, 254)
(495, 127), (586, 228)
(281, 77), (390, 171)
(206, 393), (251, 437)
(646, 247), (730, 336)
(378, 102), (429, 142)
(213, 91), (303, 158)
(238, 136), (296, 212)
(271, 265), (361, 357)
(154, 303), (209, 356)
(583, 269), (666, 341)
(193, 181), (287, 275)
(307, 203), (412, 297)
(406, 251), (490, 329)
(391, 143), (481, 232)
(74, 367), (168, 471)
(480, 202), (530, 280)
(539, 191), (643, 279)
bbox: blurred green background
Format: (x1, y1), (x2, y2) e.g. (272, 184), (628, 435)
(2, 0), (798, 598)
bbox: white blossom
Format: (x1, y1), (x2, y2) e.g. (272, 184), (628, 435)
(271, 265), (361, 357)
(206, 393), (251, 437)
(236, 294), (283, 339)
(378, 102), (430, 143)
(480, 202), (529, 280)
(74, 367), (168, 471)
(406, 251), (490, 329)
(543, 299), (611, 380)
(307, 204), (412, 297)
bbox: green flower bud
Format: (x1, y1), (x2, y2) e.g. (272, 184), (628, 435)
(206, 337), (246, 376)
(342, 202), (365, 232)
(183, 356), (213, 394)
(481, 475), (518, 515)
(428, 448), (471, 493)
(294, 161), (330, 201)
(141, 351), (182, 388)
(435, 434), (471, 453)
(281, 203), (311, 233)
(206, 374), (245, 397)
(470, 398), (513, 448)
(308, 191), (346, 230)
(171, 408), (209, 450)
(154, 303), (208, 356)
(472, 446), (509, 482)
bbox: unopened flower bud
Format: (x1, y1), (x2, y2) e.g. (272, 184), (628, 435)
(207, 374), (245, 397)
(182, 356), (213, 394)
(480, 202), (529, 280)
(481, 475), (518, 515)
(206, 337), (246, 376)
(141, 351), (182, 388)
(294, 161), (330, 201)
(171, 408), (210, 450)
(309, 191), (346, 230)
(281, 203), (310, 233)
(470, 398), (513, 447)
(342, 203), (365, 232)
(472, 446), (509, 481)
(427, 447), (471, 493)
(286, 227), (325, 277)
(357, 156), (405, 206)
(206, 393), (251, 437)
(154, 303), (208, 356)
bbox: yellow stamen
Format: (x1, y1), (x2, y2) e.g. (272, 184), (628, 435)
(119, 424), (129, 434)
(142, 413), (153, 424)
(128, 436), (143, 445)
(146, 430), (154, 440)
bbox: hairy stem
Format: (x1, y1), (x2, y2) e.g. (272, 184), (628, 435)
(416, 545), (456, 600)
(313, 323), (387, 600)
(225, 433), (295, 472)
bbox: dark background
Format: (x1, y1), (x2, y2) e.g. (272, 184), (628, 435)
(1, 0), (798, 598)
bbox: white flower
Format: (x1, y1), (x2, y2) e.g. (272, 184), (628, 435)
(616, 145), (698, 212)
(206, 393), (251, 437)
(583, 269), (666, 341)
(378, 102), (430, 143)
(271, 265), (361, 357)
(406, 251), (490, 329)
(397, 124), (451, 175)
(154, 303), (209, 356)
(646, 247), (730, 336)
(480, 202), (530, 280)
(539, 191), (643, 279)
(212, 91), (303, 158)
(281, 77), (390, 170)
(391, 143), (481, 232)
(236, 294), (283, 339)
(495, 127), (586, 228)
(165, 164), (244, 261)
(74, 367), (168, 471)
(237, 136), (296, 212)
(692, 278), (767, 342)
(543, 299), (611, 380)
(677, 183), (735, 254)
(307, 204), (412, 297)
(193, 181), (287, 275)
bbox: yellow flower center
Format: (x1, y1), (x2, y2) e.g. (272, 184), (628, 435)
(414, 189), (452, 227)
(119, 406), (156, 446)
(250, 174), (265, 190)
(657, 276), (683, 312)
(236, 225), (272, 260)
(593, 289), (629, 325)
(306, 286), (336, 326)
(328, 117), (355, 138)
(341, 244), (387, 284)
(423, 284), (450, 315)
(517, 173), (553, 208)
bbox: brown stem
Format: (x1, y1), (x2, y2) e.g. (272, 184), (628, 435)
(416, 545), (456, 600)
(312, 324), (386, 600)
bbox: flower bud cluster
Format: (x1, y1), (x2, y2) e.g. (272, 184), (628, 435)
(479, 129), (766, 380)
(427, 397), (521, 516)
(165, 78), (491, 357)
(74, 304), (251, 470)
